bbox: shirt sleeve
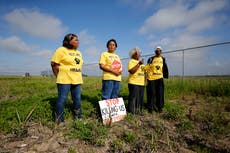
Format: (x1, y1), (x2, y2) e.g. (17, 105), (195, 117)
(78, 51), (84, 65)
(51, 48), (63, 64)
(128, 60), (137, 70)
(99, 52), (106, 65)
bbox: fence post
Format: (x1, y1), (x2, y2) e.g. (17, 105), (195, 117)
(182, 50), (185, 100)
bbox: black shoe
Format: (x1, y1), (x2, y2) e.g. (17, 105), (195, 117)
(158, 109), (163, 113)
(148, 109), (153, 113)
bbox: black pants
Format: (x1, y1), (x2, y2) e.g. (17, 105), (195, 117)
(128, 84), (144, 114)
(146, 78), (164, 112)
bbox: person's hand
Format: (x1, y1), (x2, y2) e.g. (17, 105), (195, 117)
(139, 59), (144, 65)
(111, 69), (122, 76)
(51, 62), (60, 77)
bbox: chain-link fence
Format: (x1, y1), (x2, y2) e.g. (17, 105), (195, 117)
(83, 42), (230, 77)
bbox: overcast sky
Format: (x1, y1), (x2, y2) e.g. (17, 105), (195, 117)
(0, 0), (230, 76)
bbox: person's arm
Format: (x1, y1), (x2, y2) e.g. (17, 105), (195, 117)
(99, 64), (122, 76)
(128, 60), (144, 74)
(163, 57), (169, 79)
(51, 61), (60, 77)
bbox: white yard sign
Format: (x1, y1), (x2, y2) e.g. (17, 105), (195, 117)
(99, 97), (127, 125)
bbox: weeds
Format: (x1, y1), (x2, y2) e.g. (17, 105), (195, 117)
(122, 131), (136, 143)
(0, 76), (229, 153)
(163, 102), (184, 120)
(109, 138), (125, 152)
(68, 146), (78, 153)
(11, 105), (37, 138)
(177, 117), (194, 131)
(195, 111), (230, 136)
(68, 120), (108, 146)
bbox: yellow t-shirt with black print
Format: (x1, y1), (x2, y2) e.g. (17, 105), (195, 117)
(51, 46), (83, 84)
(145, 56), (163, 80)
(99, 52), (122, 81)
(128, 59), (145, 86)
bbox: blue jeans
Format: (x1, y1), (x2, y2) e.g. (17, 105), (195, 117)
(102, 80), (120, 100)
(56, 84), (81, 123)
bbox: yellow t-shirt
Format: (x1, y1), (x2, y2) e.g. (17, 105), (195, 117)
(145, 56), (163, 80)
(99, 52), (122, 81)
(128, 59), (145, 86)
(51, 46), (83, 84)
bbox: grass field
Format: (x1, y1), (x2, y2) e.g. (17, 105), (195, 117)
(0, 76), (229, 152)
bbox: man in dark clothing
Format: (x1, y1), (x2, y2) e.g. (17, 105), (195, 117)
(145, 46), (169, 113)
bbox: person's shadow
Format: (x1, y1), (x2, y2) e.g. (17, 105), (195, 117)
(81, 92), (102, 120)
(43, 97), (57, 122)
(43, 93), (102, 122)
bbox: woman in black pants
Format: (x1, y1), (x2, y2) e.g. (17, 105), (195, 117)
(127, 47), (145, 115)
(146, 46), (169, 113)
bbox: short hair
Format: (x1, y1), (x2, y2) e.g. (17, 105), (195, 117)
(155, 46), (162, 51)
(106, 39), (118, 48)
(129, 47), (141, 58)
(63, 33), (78, 49)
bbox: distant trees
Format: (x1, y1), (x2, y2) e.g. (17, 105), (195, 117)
(40, 70), (88, 77)
(40, 70), (54, 77)
(25, 72), (30, 77)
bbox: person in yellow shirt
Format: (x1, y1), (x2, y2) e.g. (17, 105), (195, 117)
(99, 39), (122, 100)
(127, 47), (145, 114)
(51, 33), (83, 124)
(146, 46), (168, 113)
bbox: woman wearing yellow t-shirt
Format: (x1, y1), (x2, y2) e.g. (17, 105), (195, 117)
(146, 46), (168, 113)
(99, 39), (122, 100)
(127, 47), (145, 114)
(51, 33), (83, 124)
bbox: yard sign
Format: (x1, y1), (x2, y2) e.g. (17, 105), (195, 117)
(98, 97), (127, 125)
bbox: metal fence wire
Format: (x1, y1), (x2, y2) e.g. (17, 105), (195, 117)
(82, 41), (230, 77)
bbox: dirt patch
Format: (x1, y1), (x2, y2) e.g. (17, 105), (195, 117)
(1, 95), (230, 153)
(0, 118), (229, 153)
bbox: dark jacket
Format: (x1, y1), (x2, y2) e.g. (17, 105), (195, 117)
(147, 56), (169, 79)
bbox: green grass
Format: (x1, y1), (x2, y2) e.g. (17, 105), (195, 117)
(68, 120), (108, 146)
(0, 76), (229, 152)
(166, 76), (230, 97)
(163, 102), (185, 120)
(1, 76), (229, 131)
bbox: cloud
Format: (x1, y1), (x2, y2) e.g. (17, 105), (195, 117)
(149, 37), (171, 50)
(84, 46), (100, 58)
(184, 0), (226, 33)
(149, 33), (216, 67)
(0, 35), (53, 60)
(31, 49), (52, 59)
(149, 33), (216, 51)
(139, 0), (227, 34)
(0, 36), (32, 53)
(147, 32), (217, 76)
(4, 8), (67, 40)
(141, 0), (227, 61)
(78, 30), (96, 45)
(77, 30), (100, 62)
(119, 0), (155, 9)
(139, 3), (187, 33)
